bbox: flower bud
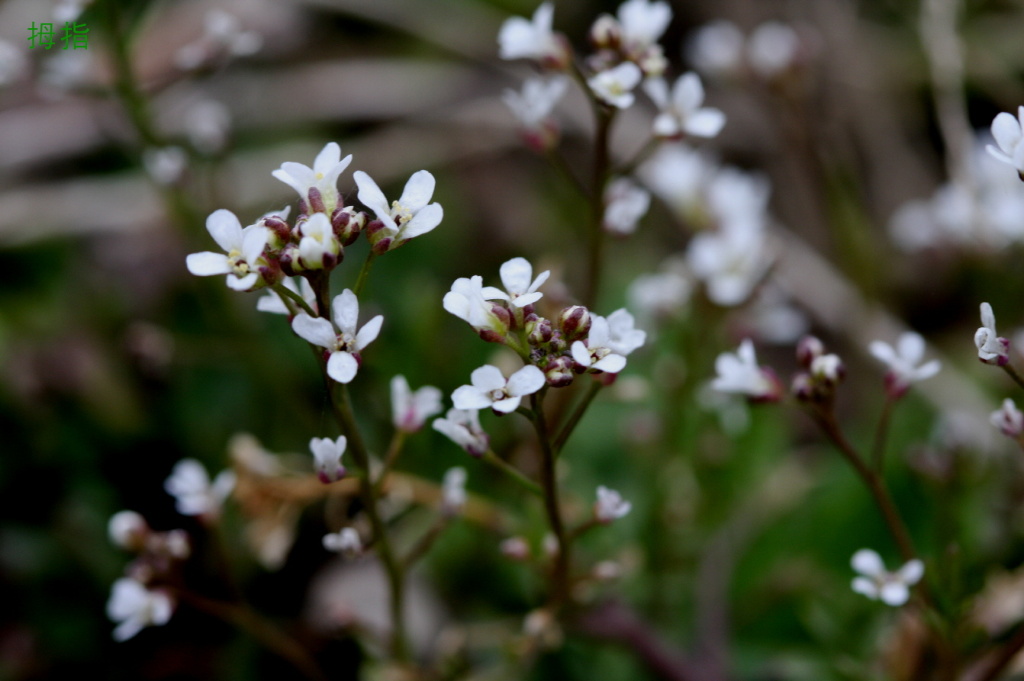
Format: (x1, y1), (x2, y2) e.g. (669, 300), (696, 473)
(559, 306), (592, 342)
(589, 15), (620, 49)
(796, 335), (824, 368)
(333, 207), (365, 246)
(810, 353), (844, 385)
(307, 186), (327, 214)
(527, 316), (554, 345)
(109, 511), (149, 551)
(544, 356), (575, 387)
(500, 536), (530, 561)
(262, 215), (291, 245)
(991, 398), (1024, 439)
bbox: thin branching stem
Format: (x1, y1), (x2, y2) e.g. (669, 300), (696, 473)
(871, 395), (896, 474)
(531, 390), (571, 607)
(553, 380), (604, 455)
(353, 251), (378, 297)
(272, 283), (315, 317)
(1001, 363), (1024, 392)
(481, 449), (543, 497)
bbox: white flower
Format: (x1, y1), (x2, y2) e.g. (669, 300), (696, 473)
(644, 73), (726, 139)
(706, 167), (771, 231)
(185, 209), (270, 291)
(143, 146), (188, 186)
(323, 527), (362, 554)
(487, 257), (550, 308)
(617, 0), (672, 53)
(442, 467), (468, 515)
(987, 106), (1024, 176)
(991, 398), (1024, 439)
(272, 142), (353, 215)
(588, 62), (643, 109)
(164, 459), (236, 519)
(851, 549), (924, 606)
(433, 408), (490, 456)
(443, 275), (509, 337)
(638, 143), (711, 218)
(976, 302), (1010, 365)
(176, 10), (262, 70)
(297, 213), (341, 269)
(687, 21), (744, 79)
(571, 316), (628, 373)
(711, 339), (780, 400)
(605, 309), (647, 356)
(107, 578), (174, 642)
(687, 226), (771, 306)
(354, 170), (443, 250)
(452, 365), (546, 414)
(498, 2), (565, 65)
(868, 332), (941, 397)
(291, 289), (383, 384)
(256, 277), (316, 315)
(747, 22), (799, 79)
(627, 261), (692, 320)
(594, 486), (632, 523)
(391, 375), (443, 433)
(108, 511), (148, 550)
(503, 76), (569, 131)
(184, 100), (232, 155)
(603, 178), (651, 235)
(310, 435), (347, 483)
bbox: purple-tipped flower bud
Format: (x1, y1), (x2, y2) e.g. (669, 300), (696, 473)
(527, 316), (554, 345)
(589, 15), (620, 49)
(263, 215), (291, 244)
(559, 305), (592, 342)
(544, 356), (575, 387)
(333, 207), (365, 246)
(811, 353), (845, 385)
(307, 186), (327, 214)
(991, 398), (1024, 439)
(796, 335), (825, 369)
(791, 372), (814, 402)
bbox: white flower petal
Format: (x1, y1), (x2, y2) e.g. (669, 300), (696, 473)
(500, 257), (534, 294)
(399, 202), (443, 240)
(851, 548), (885, 577)
(471, 365), (507, 392)
(332, 289), (360, 334)
(506, 365), (545, 396)
(291, 314), (337, 349)
(353, 171), (391, 217)
(398, 170), (436, 211)
(491, 395), (523, 413)
(355, 315), (384, 350)
(327, 351), (358, 383)
(452, 385), (493, 410)
(684, 109), (726, 138)
(879, 581), (910, 606)
(226, 272), (258, 291)
(186, 252), (231, 276)
(206, 209), (243, 252)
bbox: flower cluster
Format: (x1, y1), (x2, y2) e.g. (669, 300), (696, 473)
(688, 20), (806, 82)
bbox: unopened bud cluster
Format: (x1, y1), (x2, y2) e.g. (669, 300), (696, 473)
(792, 335), (845, 403)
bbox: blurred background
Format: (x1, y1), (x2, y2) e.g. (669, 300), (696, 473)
(4, 0), (1024, 679)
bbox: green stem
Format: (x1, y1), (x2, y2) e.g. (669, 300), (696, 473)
(1002, 363), (1024, 392)
(272, 283), (316, 317)
(871, 395), (896, 474)
(353, 251), (378, 297)
(481, 449), (543, 497)
(583, 108), (614, 308)
(401, 516), (449, 571)
(531, 391), (571, 607)
(553, 380), (603, 455)
(372, 430), (407, 496)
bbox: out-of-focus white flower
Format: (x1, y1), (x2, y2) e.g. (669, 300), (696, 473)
(107, 578), (174, 641)
(164, 459), (236, 519)
(143, 146), (188, 186)
(638, 143), (711, 219)
(594, 486), (632, 523)
(850, 549), (923, 606)
(605, 309), (646, 356)
(309, 436), (347, 484)
(687, 225), (771, 306)
(109, 511), (149, 550)
(987, 107), (1024, 177)
(706, 167), (771, 231)
(644, 72), (725, 139)
(391, 376), (443, 433)
(257, 277), (316, 315)
(184, 100), (232, 155)
(323, 527), (362, 554)
(603, 178), (651, 235)
(355, 170), (443, 252)
(976, 302), (1010, 366)
(498, 2), (567, 67)
(272, 142), (352, 215)
(487, 257), (550, 308)
(747, 22), (799, 79)
(503, 76), (568, 132)
(39, 50), (92, 94)
(991, 398), (1024, 439)
(0, 40), (28, 88)
(588, 62), (643, 109)
(617, 0), (672, 53)
(571, 316), (628, 373)
(442, 467), (468, 515)
(291, 289), (383, 384)
(433, 408), (490, 456)
(176, 10), (262, 70)
(186, 210), (270, 291)
(747, 285), (809, 345)
(453, 365), (546, 414)
(443, 275), (510, 338)
(711, 339), (780, 401)
(687, 20), (744, 79)
(868, 332), (940, 398)
(627, 260), (692, 321)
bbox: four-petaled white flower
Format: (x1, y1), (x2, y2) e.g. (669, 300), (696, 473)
(850, 549), (924, 607)
(644, 72), (726, 139)
(164, 459), (236, 519)
(594, 485), (632, 523)
(186, 209), (270, 291)
(442, 467), (468, 515)
(310, 435), (347, 484)
(433, 408), (490, 456)
(571, 315), (628, 373)
(711, 339), (780, 401)
(297, 212), (341, 269)
(107, 577), (175, 642)
(323, 527), (362, 554)
(354, 170), (443, 251)
(271, 142), (353, 214)
(991, 398), (1024, 439)
(617, 0), (672, 53)
(487, 257), (550, 308)
(391, 375), (443, 433)
(588, 62), (643, 109)
(291, 289), (383, 384)
(443, 275), (510, 337)
(498, 2), (565, 66)
(603, 178), (651, 235)
(868, 332), (941, 398)
(987, 106), (1024, 177)
(257, 277), (316, 315)
(975, 302), (1010, 366)
(453, 365), (546, 414)
(687, 225), (771, 306)
(503, 76), (569, 131)
(605, 308), (647, 357)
